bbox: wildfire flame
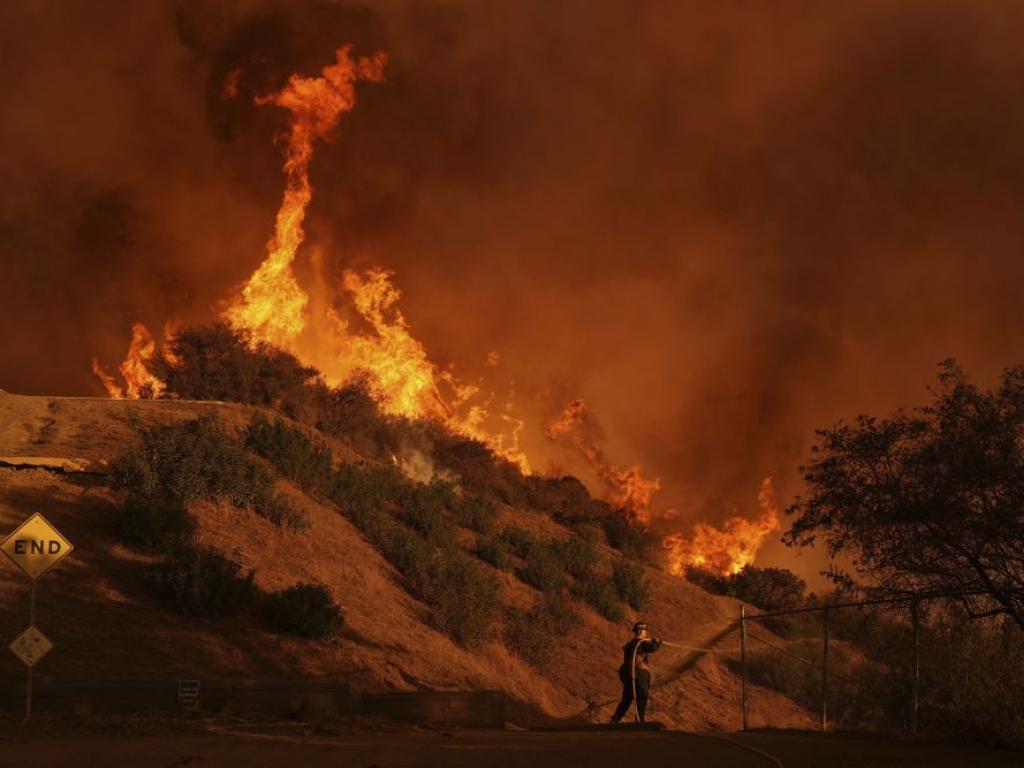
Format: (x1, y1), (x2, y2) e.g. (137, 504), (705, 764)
(88, 44), (783, 577)
(662, 476), (782, 577)
(545, 399), (660, 524)
(225, 45), (387, 348)
(91, 323), (165, 399)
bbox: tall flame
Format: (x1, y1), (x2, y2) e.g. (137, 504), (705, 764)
(545, 399), (660, 523)
(662, 476), (781, 577)
(225, 46), (387, 347)
(90, 323), (166, 399)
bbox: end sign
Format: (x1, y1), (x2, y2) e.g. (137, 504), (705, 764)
(1, 513), (73, 580)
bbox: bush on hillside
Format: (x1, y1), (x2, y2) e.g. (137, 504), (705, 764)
(498, 526), (535, 559)
(152, 544), (255, 616)
(504, 595), (583, 668)
(612, 560), (649, 611)
(553, 534), (599, 581)
(160, 323), (320, 420)
(599, 514), (659, 562)
(314, 375), (399, 460)
(686, 565), (807, 613)
(476, 534), (514, 572)
(115, 415), (275, 509)
(245, 415), (333, 493)
(115, 492), (194, 548)
(424, 550), (501, 647)
(453, 493), (500, 534)
(395, 481), (457, 543)
(264, 583), (344, 640)
(259, 493), (309, 531)
(524, 475), (593, 521)
(521, 541), (567, 592)
(575, 574), (626, 622)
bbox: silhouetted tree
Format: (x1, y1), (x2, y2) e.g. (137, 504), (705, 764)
(786, 360), (1024, 629)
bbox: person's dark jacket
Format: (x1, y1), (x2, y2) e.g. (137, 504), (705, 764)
(618, 637), (662, 678)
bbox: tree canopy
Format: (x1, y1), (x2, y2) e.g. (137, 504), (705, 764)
(786, 360), (1024, 629)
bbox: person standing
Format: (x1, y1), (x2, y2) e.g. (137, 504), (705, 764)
(611, 621), (663, 723)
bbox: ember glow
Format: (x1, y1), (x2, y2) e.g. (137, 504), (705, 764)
(662, 477), (782, 577)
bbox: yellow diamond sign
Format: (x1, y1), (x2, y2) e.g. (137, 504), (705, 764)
(10, 625), (53, 668)
(1, 513), (74, 580)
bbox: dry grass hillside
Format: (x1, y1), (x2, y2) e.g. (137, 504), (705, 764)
(0, 390), (812, 730)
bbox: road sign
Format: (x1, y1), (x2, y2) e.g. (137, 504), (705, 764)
(10, 625), (53, 668)
(0, 513), (74, 580)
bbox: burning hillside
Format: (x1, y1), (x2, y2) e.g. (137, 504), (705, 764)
(91, 44), (779, 577)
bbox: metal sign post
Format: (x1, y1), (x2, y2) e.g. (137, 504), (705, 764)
(1, 513), (74, 721)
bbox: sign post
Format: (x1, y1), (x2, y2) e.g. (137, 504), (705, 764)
(1, 513), (74, 721)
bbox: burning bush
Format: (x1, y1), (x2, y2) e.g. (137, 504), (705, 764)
(263, 583), (344, 640)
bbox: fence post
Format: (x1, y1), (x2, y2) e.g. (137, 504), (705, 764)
(740, 606), (748, 731)
(821, 606), (829, 732)
(910, 600), (920, 736)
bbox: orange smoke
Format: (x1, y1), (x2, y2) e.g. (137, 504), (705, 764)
(545, 399), (661, 523)
(91, 323), (165, 399)
(663, 476), (781, 577)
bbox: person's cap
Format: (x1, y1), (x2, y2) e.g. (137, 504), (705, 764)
(632, 622), (649, 633)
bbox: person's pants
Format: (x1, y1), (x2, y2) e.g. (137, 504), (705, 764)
(611, 669), (651, 723)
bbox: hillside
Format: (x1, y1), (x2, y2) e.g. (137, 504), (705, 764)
(0, 390), (812, 730)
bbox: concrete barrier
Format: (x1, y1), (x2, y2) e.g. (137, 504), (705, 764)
(0, 678), (505, 727)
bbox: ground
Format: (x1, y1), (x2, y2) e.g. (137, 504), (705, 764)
(0, 717), (1020, 768)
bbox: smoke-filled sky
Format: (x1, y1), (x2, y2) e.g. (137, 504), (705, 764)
(4, 0), (1024, 575)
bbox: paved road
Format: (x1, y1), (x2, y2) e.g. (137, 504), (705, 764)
(1, 725), (1020, 767)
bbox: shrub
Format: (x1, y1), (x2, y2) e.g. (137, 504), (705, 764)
(453, 493), (500, 534)
(116, 491), (193, 548)
(600, 514), (659, 561)
(476, 535), (514, 572)
(159, 323), (319, 419)
(315, 375), (398, 460)
(504, 595), (583, 668)
(264, 583), (343, 639)
(343, 504), (434, 588)
(258, 493), (309, 531)
(553, 535), (599, 581)
(330, 462), (406, 509)
(525, 475), (592, 521)
(424, 550), (501, 646)
(499, 526), (535, 559)
(686, 565), (807, 613)
(152, 544), (255, 616)
(115, 415), (274, 510)
(395, 482), (456, 544)
(612, 560), (650, 610)
(572, 521), (604, 545)
(575, 574), (626, 622)
(521, 542), (567, 592)
(244, 415), (333, 493)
